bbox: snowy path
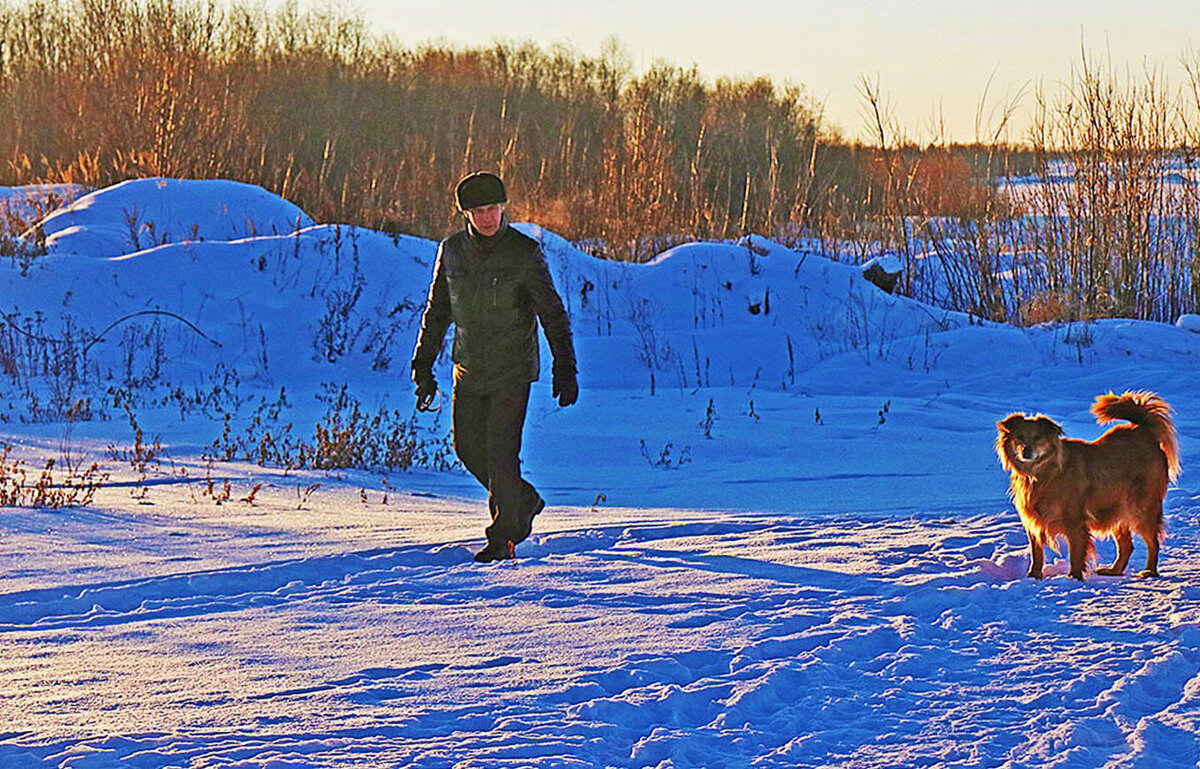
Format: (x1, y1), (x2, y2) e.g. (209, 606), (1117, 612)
(2, 486), (1198, 768)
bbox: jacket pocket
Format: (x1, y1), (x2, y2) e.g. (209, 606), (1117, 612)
(489, 269), (523, 312)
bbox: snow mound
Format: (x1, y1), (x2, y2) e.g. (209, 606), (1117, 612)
(1177, 314), (1200, 333)
(36, 178), (315, 258)
(0, 184), (87, 233)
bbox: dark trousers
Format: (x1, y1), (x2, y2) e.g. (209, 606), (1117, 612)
(452, 381), (542, 545)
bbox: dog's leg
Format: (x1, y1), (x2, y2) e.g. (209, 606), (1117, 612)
(1066, 522), (1091, 581)
(1138, 529), (1161, 578)
(1096, 527), (1133, 576)
(1026, 528), (1045, 579)
(1135, 501), (1164, 578)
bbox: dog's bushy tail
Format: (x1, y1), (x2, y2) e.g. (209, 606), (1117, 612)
(1093, 390), (1181, 482)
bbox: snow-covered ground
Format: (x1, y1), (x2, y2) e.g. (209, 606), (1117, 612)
(1, 179), (1199, 767)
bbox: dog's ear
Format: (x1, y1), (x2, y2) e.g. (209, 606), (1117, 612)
(1033, 415), (1064, 438)
(996, 414), (1023, 470)
(997, 414), (1024, 434)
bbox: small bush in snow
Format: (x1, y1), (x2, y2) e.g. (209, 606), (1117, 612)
(0, 443), (107, 508)
(639, 440), (692, 470)
(209, 384), (455, 473)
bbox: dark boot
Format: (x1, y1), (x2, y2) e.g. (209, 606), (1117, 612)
(473, 538), (514, 563)
(513, 495), (545, 544)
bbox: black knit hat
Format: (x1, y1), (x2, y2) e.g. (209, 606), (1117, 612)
(455, 172), (507, 211)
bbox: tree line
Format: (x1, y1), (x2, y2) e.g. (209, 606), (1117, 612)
(0, 0), (847, 254)
(2, 0), (1198, 321)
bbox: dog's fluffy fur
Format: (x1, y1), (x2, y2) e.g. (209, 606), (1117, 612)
(996, 391), (1180, 580)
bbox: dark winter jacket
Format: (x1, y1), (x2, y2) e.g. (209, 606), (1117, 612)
(412, 220), (576, 392)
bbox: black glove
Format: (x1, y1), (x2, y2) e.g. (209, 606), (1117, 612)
(552, 366), (578, 407)
(412, 362), (438, 411)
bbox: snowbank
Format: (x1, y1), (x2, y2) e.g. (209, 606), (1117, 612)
(0, 183), (87, 233)
(1177, 313), (1200, 333)
(36, 178), (314, 258)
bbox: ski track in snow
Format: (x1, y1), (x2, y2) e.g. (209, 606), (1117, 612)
(2, 501), (1199, 768)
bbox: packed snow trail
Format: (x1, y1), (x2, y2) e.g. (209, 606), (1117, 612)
(1, 483), (1198, 768)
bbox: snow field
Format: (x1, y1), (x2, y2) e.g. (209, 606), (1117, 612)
(0, 479), (1197, 767)
(0, 179), (1199, 766)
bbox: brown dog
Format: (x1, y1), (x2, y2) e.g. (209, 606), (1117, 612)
(996, 391), (1181, 580)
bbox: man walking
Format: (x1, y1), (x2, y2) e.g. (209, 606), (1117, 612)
(412, 171), (578, 562)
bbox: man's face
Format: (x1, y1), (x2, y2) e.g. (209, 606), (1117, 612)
(464, 203), (504, 236)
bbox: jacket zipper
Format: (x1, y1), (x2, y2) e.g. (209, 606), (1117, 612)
(491, 275), (500, 307)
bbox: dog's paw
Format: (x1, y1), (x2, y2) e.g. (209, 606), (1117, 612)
(1095, 566), (1124, 576)
(1136, 568), (1160, 578)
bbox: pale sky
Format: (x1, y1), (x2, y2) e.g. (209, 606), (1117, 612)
(343, 0), (1198, 143)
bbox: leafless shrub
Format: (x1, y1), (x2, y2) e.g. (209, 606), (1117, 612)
(638, 440), (691, 469)
(1012, 52), (1200, 322)
(627, 296), (676, 395)
(849, 51), (1200, 324)
(209, 383), (455, 472)
(0, 443), (107, 508)
(0, 311), (98, 422)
